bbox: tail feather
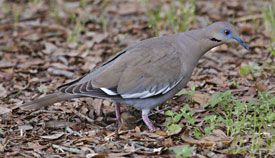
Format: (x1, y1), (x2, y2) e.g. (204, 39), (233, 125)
(20, 93), (78, 110)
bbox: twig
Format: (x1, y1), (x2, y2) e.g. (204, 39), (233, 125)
(47, 67), (74, 78)
(29, 110), (64, 117)
(105, 129), (135, 139)
(52, 144), (83, 154)
(233, 14), (262, 23)
(74, 110), (95, 124)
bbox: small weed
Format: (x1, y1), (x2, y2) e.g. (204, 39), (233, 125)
(239, 64), (251, 76)
(171, 145), (195, 158)
(239, 62), (262, 78)
(166, 89), (275, 156)
(98, 15), (108, 33)
(49, 1), (62, 22)
(263, 4), (275, 41)
(80, 0), (88, 8)
(30, 0), (41, 5)
(67, 13), (87, 44)
(143, 0), (196, 35)
(176, 85), (196, 101)
(205, 90), (234, 108)
(1, 3), (21, 24)
(165, 105), (195, 135)
(262, 3), (275, 56)
(206, 91), (275, 155)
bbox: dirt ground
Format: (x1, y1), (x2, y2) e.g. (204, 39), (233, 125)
(0, 0), (274, 157)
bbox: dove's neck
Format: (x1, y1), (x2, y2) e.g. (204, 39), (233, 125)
(177, 29), (223, 66)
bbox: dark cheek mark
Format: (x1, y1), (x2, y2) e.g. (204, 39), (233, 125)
(210, 38), (221, 42)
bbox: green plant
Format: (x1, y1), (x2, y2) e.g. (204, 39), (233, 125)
(143, 0), (196, 35)
(80, 0), (88, 8)
(2, 3), (21, 24)
(205, 90), (234, 108)
(263, 3), (275, 56)
(165, 105), (195, 135)
(167, 89), (275, 156)
(98, 15), (108, 33)
(205, 91), (275, 155)
(66, 13), (87, 43)
(239, 62), (262, 78)
(176, 85), (196, 100)
(172, 145), (195, 158)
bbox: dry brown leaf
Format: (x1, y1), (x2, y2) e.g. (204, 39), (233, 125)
(181, 129), (232, 148)
(40, 132), (64, 140)
(181, 134), (214, 147)
(0, 84), (7, 98)
(0, 61), (15, 68)
(86, 153), (107, 158)
(117, 2), (143, 15)
(163, 138), (173, 147)
(93, 99), (103, 117)
(92, 33), (108, 43)
(192, 92), (211, 105)
(18, 124), (33, 131)
(45, 120), (75, 129)
(255, 81), (268, 92)
(0, 106), (11, 115)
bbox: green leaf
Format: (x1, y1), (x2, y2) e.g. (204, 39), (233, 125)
(171, 145), (195, 158)
(172, 114), (183, 123)
(193, 128), (203, 139)
(205, 91), (233, 108)
(167, 124), (183, 135)
(240, 64), (251, 76)
(165, 110), (175, 117)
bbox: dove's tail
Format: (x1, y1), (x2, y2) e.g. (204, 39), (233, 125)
(20, 93), (79, 110)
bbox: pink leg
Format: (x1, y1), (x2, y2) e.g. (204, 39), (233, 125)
(115, 103), (121, 124)
(142, 109), (156, 131)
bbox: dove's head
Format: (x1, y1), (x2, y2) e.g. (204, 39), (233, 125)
(205, 21), (249, 50)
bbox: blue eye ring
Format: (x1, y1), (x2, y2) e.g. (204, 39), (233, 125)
(224, 29), (231, 35)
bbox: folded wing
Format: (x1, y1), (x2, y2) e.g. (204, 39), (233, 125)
(59, 38), (185, 99)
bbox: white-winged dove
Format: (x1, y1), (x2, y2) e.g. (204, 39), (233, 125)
(21, 22), (249, 131)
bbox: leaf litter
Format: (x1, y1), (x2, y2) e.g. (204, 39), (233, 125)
(0, 0), (274, 157)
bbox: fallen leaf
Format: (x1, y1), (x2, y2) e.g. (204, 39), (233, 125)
(45, 120), (75, 129)
(163, 138), (173, 147)
(167, 124), (183, 136)
(86, 153), (107, 158)
(37, 84), (48, 93)
(0, 106), (11, 115)
(40, 132), (64, 140)
(181, 129), (232, 148)
(192, 92), (211, 105)
(92, 33), (108, 43)
(255, 81), (268, 92)
(47, 67), (74, 78)
(43, 42), (58, 54)
(121, 112), (138, 130)
(0, 84), (7, 98)
(18, 125), (33, 131)
(117, 2), (143, 15)
(181, 134), (214, 147)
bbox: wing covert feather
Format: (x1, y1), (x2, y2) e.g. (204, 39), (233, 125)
(59, 36), (185, 99)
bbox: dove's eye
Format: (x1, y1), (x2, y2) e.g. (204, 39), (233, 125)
(224, 29), (231, 35)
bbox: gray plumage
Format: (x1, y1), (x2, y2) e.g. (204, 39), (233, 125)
(21, 22), (249, 130)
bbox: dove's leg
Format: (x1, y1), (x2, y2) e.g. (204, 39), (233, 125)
(115, 103), (121, 124)
(142, 109), (156, 131)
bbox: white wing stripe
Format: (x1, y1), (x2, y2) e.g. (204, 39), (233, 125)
(100, 88), (118, 95)
(121, 78), (183, 99)
(121, 90), (150, 98)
